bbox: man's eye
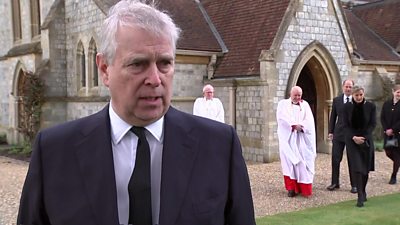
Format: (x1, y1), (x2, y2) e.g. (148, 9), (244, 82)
(157, 60), (173, 73)
(159, 60), (172, 66)
(129, 61), (144, 67)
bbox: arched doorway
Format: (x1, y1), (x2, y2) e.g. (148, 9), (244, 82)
(297, 64), (317, 118)
(287, 41), (342, 153)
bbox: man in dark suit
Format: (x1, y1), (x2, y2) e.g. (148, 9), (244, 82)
(17, 1), (256, 224)
(327, 79), (357, 193)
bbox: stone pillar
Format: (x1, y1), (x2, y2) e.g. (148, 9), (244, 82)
(228, 85), (236, 127)
(259, 49), (280, 162)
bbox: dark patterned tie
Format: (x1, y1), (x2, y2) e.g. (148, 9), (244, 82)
(346, 97), (349, 103)
(128, 126), (152, 225)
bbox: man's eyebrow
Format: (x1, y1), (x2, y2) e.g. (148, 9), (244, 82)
(158, 54), (174, 61)
(122, 56), (148, 64)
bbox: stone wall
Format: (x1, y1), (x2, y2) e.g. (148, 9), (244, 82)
(0, 0), (12, 56)
(235, 82), (265, 162)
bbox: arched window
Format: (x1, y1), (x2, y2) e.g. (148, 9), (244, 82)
(89, 38), (98, 88)
(76, 41), (86, 89)
(30, 0), (41, 38)
(11, 0), (22, 41)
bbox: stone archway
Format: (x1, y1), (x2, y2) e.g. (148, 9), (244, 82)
(287, 41), (341, 153)
(8, 62), (27, 144)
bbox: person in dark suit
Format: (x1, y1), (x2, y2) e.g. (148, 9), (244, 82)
(380, 84), (400, 185)
(327, 79), (357, 193)
(343, 86), (376, 207)
(17, 1), (256, 224)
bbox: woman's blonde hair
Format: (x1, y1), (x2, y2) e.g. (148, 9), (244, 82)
(352, 85), (364, 94)
(392, 84), (400, 92)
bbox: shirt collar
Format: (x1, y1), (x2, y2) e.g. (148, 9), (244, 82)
(109, 103), (164, 144)
(344, 94), (352, 102)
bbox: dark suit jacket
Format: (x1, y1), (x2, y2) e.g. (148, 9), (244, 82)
(329, 94), (347, 142)
(342, 101), (376, 174)
(17, 106), (255, 225)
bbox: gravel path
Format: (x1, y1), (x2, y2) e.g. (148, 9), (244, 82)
(1, 151), (399, 224)
(0, 157), (28, 225)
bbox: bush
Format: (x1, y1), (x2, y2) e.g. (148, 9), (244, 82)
(0, 133), (7, 144)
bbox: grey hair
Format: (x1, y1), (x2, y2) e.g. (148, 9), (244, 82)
(98, 0), (181, 64)
(351, 85), (364, 94)
(202, 84), (214, 93)
(290, 85), (303, 94)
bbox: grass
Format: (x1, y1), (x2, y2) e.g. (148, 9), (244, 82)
(256, 192), (400, 225)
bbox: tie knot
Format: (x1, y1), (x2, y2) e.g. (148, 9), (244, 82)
(130, 126), (146, 139)
(346, 97), (349, 103)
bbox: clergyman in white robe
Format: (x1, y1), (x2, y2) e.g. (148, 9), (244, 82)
(193, 97), (225, 123)
(276, 97), (316, 197)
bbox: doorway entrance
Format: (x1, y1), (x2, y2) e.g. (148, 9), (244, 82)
(297, 64), (317, 126)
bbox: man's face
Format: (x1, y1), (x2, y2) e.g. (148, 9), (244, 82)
(203, 87), (214, 100)
(342, 80), (353, 96)
(290, 89), (302, 103)
(97, 25), (175, 126)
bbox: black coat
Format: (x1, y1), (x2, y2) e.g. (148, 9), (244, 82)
(380, 98), (400, 149)
(343, 100), (376, 174)
(329, 94), (347, 142)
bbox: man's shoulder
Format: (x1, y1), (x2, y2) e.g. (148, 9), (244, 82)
(278, 98), (290, 104)
(168, 107), (230, 129)
(333, 94), (343, 102)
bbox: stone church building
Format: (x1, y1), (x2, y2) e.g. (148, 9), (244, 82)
(0, 0), (399, 162)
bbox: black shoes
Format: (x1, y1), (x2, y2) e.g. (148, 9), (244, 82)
(327, 184), (357, 193)
(327, 184), (340, 191)
(389, 175), (397, 185)
(356, 192), (367, 207)
(288, 190), (296, 197)
(362, 193), (367, 202)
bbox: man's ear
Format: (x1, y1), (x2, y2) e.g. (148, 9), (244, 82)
(96, 53), (110, 87)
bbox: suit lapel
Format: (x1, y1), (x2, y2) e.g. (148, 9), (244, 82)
(74, 106), (119, 225)
(159, 107), (199, 225)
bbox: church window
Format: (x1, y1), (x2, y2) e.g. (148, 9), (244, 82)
(11, 0), (22, 42)
(30, 0), (41, 38)
(88, 39), (98, 88)
(76, 41), (86, 90)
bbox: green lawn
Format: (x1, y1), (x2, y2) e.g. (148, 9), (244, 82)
(256, 192), (400, 225)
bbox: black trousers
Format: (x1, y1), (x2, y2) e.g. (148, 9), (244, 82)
(385, 148), (400, 177)
(331, 139), (355, 187)
(355, 172), (368, 202)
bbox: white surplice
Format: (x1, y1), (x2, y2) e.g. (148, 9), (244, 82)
(276, 99), (316, 184)
(193, 97), (225, 123)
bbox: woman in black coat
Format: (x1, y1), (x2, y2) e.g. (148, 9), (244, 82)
(343, 86), (376, 207)
(380, 84), (400, 185)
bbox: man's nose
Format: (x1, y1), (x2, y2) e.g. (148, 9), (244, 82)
(145, 64), (162, 86)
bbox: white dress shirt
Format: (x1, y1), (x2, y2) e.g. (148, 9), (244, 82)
(344, 95), (352, 103)
(109, 104), (163, 225)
